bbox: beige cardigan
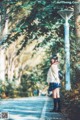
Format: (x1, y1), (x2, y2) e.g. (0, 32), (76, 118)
(47, 63), (60, 84)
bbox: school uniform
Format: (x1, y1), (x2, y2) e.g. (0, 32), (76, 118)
(47, 63), (61, 112)
(47, 64), (61, 91)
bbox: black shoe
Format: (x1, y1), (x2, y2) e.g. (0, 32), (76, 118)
(49, 109), (56, 112)
(56, 109), (61, 112)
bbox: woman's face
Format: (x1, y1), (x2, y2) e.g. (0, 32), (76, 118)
(51, 58), (55, 64)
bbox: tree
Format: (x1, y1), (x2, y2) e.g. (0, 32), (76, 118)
(0, 0), (77, 97)
(74, 0), (80, 80)
(74, 0), (80, 52)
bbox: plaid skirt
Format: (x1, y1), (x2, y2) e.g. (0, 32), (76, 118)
(48, 83), (61, 91)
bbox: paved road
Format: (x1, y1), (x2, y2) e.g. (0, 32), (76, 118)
(0, 96), (67, 120)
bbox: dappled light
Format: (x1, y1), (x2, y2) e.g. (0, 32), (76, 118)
(0, 0), (80, 120)
(0, 96), (65, 120)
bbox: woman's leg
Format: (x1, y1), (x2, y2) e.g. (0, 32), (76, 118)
(56, 88), (61, 112)
(50, 88), (61, 112)
(52, 89), (57, 98)
(56, 88), (60, 98)
(51, 89), (57, 111)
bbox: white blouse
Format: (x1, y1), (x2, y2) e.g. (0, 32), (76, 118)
(47, 64), (60, 84)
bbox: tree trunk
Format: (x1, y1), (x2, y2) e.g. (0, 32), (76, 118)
(0, 48), (5, 83)
(74, 0), (80, 81)
(74, 0), (80, 52)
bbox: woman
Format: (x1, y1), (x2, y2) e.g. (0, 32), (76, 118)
(47, 55), (61, 112)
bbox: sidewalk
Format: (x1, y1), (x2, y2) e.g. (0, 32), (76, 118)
(0, 96), (67, 120)
(41, 96), (67, 120)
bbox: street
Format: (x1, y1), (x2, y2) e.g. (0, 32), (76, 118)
(0, 96), (66, 120)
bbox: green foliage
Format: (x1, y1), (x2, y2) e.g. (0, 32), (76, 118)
(0, 0), (77, 98)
